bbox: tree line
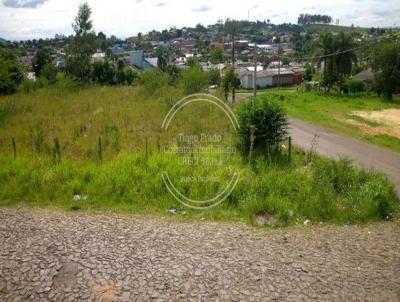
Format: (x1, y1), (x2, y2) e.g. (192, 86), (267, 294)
(0, 4), (399, 100)
(298, 14), (333, 25)
(307, 31), (400, 99)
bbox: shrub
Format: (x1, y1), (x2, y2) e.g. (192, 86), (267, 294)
(179, 66), (208, 95)
(0, 48), (23, 95)
(303, 63), (314, 81)
(138, 70), (169, 96)
(121, 67), (138, 85)
(207, 68), (221, 86)
(20, 78), (37, 93)
(165, 64), (181, 85)
(344, 78), (366, 93)
(20, 77), (47, 93)
(236, 95), (289, 157)
(91, 60), (117, 85)
(41, 64), (58, 84)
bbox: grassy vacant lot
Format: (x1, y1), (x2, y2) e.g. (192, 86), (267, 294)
(263, 90), (400, 152)
(0, 84), (398, 226)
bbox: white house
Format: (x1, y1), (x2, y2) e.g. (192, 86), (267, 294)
(91, 52), (105, 63)
(237, 68), (295, 89)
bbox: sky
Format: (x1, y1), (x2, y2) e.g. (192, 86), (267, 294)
(0, 0), (399, 40)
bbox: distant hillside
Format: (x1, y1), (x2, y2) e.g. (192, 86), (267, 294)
(0, 37), (8, 45)
(305, 24), (369, 33)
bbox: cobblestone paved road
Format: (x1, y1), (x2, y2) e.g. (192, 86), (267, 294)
(0, 208), (399, 301)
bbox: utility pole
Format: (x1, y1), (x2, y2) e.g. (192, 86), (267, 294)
(231, 25), (236, 103)
(277, 54), (281, 89)
(253, 42), (257, 100)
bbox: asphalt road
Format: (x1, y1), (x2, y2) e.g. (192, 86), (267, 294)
(289, 118), (400, 196)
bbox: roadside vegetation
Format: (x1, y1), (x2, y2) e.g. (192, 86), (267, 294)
(261, 90), (400, 152)
(0, 86), (398, 227)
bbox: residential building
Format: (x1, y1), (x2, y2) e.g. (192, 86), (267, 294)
(237, 67), (298, 89)
(54, 59), (65, 69)
(91, 52), (106, 63)
(111, 46), (124, 56)
(128, 50), (158, 70)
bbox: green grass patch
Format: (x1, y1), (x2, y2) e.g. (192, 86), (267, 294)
(0, 151), (397, 227)
(348, 114), (382, 127)
(365, 135), (400, 151)
(0, 108), (7, 127)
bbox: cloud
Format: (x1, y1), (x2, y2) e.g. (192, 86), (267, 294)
(2, 0), (48, 8)
(372, 8), (400, 17)
(1, 0), (399, 40)
(192, 5), (212, 12)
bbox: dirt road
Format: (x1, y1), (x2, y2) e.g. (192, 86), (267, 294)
(0, 209), (399, 301)
(289, 118), (400, 196)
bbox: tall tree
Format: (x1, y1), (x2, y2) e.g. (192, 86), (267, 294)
(313, 32), (357, 90)
(313, 33), (336, 91)
(334, 32), (357, 81)
(0, 48), (23, 95)
(221, 66), (240, 101)
(156, 46), (169, 72)
(32, 47), (51, 76)
(372, 42), (400, 100)
(66, 2), (97, 81)
(210, 46), (224, 65)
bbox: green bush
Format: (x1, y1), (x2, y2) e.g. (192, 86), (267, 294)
(138, 70), (169, 96)
(41, 64), (58, 84)
(20, 77), (47, 93)
(236, 95), (289, 157)
(121, 67), (138, 85)
(91, 60), (117, 85)
(0, 48), (23, 95)
(179, 66), (208, 95)
(344, 78), (366, 93)
(207, 68), (221, 86)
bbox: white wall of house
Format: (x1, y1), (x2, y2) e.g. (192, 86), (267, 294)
(240, 74), (253, 89)
(240, 73), (273, 89)
(258, 76), (273, 87)
(91, 53), (105, 63)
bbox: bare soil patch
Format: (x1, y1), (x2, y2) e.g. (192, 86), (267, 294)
(347, 109), (400, 138)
